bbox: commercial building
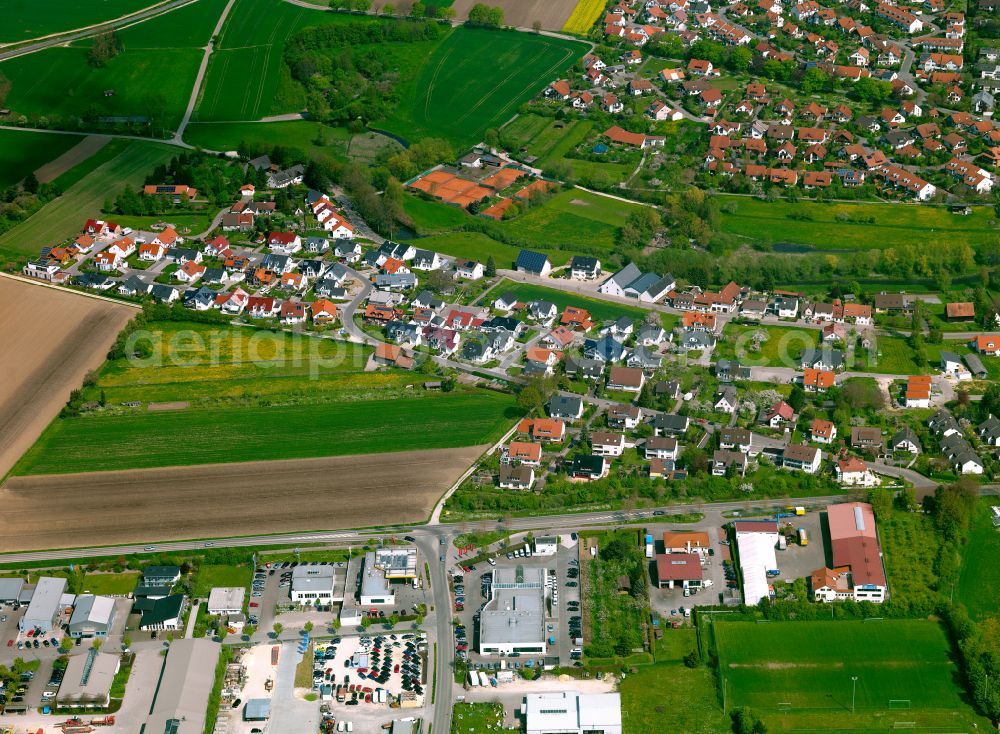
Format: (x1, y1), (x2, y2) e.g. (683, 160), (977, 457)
(19, 576), (68, 633)
(69, 595), (117, 638)
(523, 692), (622, 734)
(662, 531), (711, 554)
(654, 553), (703, 589)
(138, 595), (186, 631)
(361, 552), (397, 607)
(0, 578), (24, 604)
(141, 638), (221, 734)
(733, 521), (780, 606)
(56, 649), (120, 708)
(374, 547), (418, 579)
(207, 587), (246, 616)
(533, 536), (559, 556)
(479, 566), (546, 656)
(811, 502), (887, 603)
(291, 565), (337, 604)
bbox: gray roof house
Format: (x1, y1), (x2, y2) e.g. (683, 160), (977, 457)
(549, 394), (585, 420)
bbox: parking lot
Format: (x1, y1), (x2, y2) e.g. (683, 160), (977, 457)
(307, 631), (427, 706)
(451, 534), (583, 670)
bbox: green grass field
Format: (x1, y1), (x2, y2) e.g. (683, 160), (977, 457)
(496, 281), (650, 323)
(718, 196), (999, 250)
(13, 321), (519, 475)
(409, 232), (569, 268)
(195, 0), (371, 121)
(191, 564), (251, 598)
(81, 571), (141, 595)
(0, 141), (177, 254)
(0, 0), (157, 43)
(715, 324), (818, 367)
(115, 0), (231, 48)
(0, 129), (80, 189)
(50, 138), (130, 191)
(380, 27), (585, 147)
(957, 500), (1000, 621)
(499, 188), (637, 254)
(452, 702), (505, 734)
(0, 46), (202, 130)
(715, 620), (968, 712)
(871, 335), (923, 375)
(184, 121), (351, 158)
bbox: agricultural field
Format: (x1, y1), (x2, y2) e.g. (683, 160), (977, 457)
(0, 46), (201, 131)
(562, 0), (606, 33)
(715, 323), (818, 367)
(718, 196), (998, 251)
(956, 500), (1000, 621)
(0, 277), (136, 480)
(0, 141), (176, 255)
(12, 320), (520, 475)
(380, 27), (585, 147)
(0, 129), (81, 189)
(494, 281), (651, 322)
(451, 0), (579, 30)
(113, 0), (231, 48)
(0, 445), (485, 551)
(0, 0), (158, 43)
(714, 620), (972, 713)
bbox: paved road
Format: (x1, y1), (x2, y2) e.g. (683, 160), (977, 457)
(0, 0), (197, 62)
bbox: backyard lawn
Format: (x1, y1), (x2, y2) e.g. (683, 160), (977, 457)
(715, 324), (818, 367)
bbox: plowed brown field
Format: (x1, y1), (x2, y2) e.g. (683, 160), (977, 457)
(0, 446), (484, 551)
(0, 276), (136, 480)
(451, 0), (578, 30)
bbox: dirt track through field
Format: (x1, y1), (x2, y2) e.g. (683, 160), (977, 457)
(0, 446), (485, 551)
(451, 0), (577, 29)
(0, 276), (135, 482)
(33, 135), (111, 184)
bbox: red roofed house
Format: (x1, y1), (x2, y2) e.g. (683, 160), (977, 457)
(311, 299), (338, 324)
(763, 400), (795, 428)
(506, 441), (543, 465)
(810, 418), (837, 444)
(655, 553), (703, 588)
(811, 502), (886, 602)
(973, 335), (1000, 356)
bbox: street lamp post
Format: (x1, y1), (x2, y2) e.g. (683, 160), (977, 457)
(852, 676), (859, 713)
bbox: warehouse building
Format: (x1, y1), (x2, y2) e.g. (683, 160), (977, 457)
(142, 638), (221, 734)
(523, 692), (622, 734)
(811, 502), (887, 603)
(0, 578), (24, 604)
(19, 576), (69, 633)
(733, 521), (780, 606)
(56, 649), (120, 708)
(69, 595), (117, 638)
(479, 566), (546, 656)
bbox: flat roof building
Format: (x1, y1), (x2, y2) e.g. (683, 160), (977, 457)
(361, 552), (396, 606)
(291, 565), (337, 604)
(374, 547), (418, 579)
(734, 522), (780, 606)
(69, 595), (117, 638)
(56, 649), (120, 708)
(142, 638), (221, 734)
(523, 692), (622, 734)
(479, 566), (546, 656)
(0, 578), (24, 603)
(206, 587), (245, 616)
(19, 576), (67, 633)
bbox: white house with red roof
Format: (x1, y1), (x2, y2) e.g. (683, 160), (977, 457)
(268, 231), (302, 255)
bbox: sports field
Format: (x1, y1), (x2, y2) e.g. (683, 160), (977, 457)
(714, 620), (967, 712)
(562, 0), (606, 33)
(718, 196), (998, 250)
(0, 129), (80, 189)
(0, 0), (158, 43)
(381, 27), (585, 147)
(12, 320), (520, 474)
(0, 141), (176, 254)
